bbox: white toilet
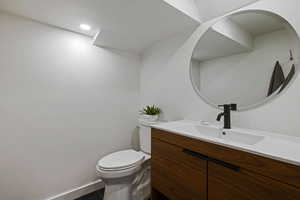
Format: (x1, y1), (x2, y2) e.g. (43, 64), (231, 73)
(96, 124), (152, 200)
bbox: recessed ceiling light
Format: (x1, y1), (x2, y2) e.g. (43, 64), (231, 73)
(80, 24), (91, 31)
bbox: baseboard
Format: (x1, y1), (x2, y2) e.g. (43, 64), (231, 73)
(45, 179), (104, 200)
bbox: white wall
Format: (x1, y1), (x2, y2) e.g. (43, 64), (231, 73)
(141, 0), (300, 137)
(163, 0), (259, 23)
(193, 29), (293, 108)
(0, 13), (140, 200)
(163, 0), (201, 22)
(194, 0), (260, 22)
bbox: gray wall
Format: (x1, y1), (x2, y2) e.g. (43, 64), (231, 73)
(0, 13), (140, 200)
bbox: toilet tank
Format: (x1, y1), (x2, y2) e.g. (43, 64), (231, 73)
(139, 124), (151, 154)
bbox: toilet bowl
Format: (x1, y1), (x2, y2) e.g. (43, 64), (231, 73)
(96, 124), (152, 200)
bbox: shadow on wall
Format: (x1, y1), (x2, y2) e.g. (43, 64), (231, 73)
(131, 126), (140, 151)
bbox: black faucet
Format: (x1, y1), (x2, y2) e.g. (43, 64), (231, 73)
(216, 104), (237, 129)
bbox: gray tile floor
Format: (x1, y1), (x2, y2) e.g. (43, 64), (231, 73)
(75, 189), (104, 200)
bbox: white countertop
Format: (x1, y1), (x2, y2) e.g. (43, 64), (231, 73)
(150, 120), (300, 166)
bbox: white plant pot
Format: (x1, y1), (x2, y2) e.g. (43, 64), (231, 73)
(142, 114), (159, 122)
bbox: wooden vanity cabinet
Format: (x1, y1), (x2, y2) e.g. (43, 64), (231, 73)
(151, 128), (300, 200)
(208, 161), (300, 200)
(151, 138), (207, 200)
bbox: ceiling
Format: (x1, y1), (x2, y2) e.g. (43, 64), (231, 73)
(0, 0), (201, 54)
(192, 28), (251, 61)
(92, 0), (201, 53)
(0, 0), (262, 54)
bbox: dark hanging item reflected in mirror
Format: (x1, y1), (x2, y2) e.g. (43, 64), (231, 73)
(267, 61), (285, 97)
(190, 10), (300, 111)
(279, 64), (296, 93)
(290, 49), (294, 61)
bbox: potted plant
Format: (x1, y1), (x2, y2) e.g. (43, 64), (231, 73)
(140, 105), (161, 122)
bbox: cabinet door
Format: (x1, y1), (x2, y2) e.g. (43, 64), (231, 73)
(208, 161), (300, 200)
(152, 138), (207, 200)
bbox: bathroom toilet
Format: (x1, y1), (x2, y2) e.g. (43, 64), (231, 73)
(96, 124), (152, 200)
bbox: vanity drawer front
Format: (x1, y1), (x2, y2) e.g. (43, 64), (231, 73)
(152, 128), (300, 188)
(151, 138), (207, 200)
(208, 161), (300, 200)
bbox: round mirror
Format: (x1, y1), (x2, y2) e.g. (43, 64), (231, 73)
(190, 10), (300, 111)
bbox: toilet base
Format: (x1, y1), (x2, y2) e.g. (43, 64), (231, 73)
(102, 165), (151, 200)
(103, 178), (133, 200)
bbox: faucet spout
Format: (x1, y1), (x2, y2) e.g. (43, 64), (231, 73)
(216, 112), (224, 121)
(217, 104), (237, 129)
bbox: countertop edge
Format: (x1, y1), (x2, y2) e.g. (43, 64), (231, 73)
(150, 125), (300, 167)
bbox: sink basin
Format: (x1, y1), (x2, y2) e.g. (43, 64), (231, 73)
(178, 125), (264, 145)
(195, 125), (222, 138)
(222, 129), (264, 145)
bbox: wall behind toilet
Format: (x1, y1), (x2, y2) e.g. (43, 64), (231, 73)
(141, 0), (300, 137)
(0, 12), (140, 200)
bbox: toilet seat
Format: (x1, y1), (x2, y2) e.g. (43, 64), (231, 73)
(98, 149), (145, 171)
(97, 150), (150, 178)
(97, 164), (142, 179)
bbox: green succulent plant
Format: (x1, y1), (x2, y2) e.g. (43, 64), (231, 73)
(140, 105), (161, 115)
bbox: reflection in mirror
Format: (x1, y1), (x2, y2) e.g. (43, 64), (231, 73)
(190, 11), (300, 111)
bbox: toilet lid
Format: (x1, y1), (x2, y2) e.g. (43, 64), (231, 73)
(97, 150), (145, 171)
